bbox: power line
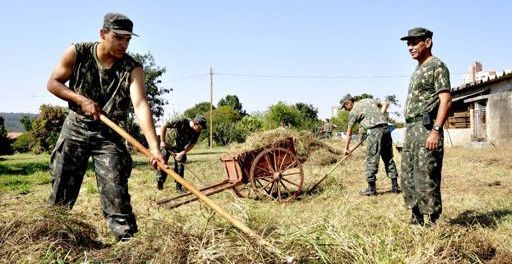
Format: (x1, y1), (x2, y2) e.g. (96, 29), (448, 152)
(214, 71), (467, 80)
(170, 73), (209, 82)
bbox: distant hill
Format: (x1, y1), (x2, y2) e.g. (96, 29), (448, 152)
(0, 113), (38, 132)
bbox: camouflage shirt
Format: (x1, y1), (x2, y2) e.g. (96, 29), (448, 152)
(164, 118), (200, 152)
(68, 42), (142, 123)
(405, 57), (451, 119)
(347, 98), (387, 130)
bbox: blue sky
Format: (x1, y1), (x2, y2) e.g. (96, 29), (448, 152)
(1, 0), (511, 121)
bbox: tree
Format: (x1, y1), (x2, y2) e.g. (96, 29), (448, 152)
(20, 115), (34, 132)
(218, 95), (246, 116)
(352, 93), (374, 102)
(235, 115), (264, 141)
(295, 102), (319, 131)
(264, 102), (301, 129)
(31, 105), (67, 153)
(206, 106), (241, 145)
(331, 110), (350, 132)
(184, 102), (214, 119)
(0, 117), (12, 155)
(130, 52), (170, 123)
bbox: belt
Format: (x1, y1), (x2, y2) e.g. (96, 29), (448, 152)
(405, 116), (423, 124)
(369, 123), (387, 129)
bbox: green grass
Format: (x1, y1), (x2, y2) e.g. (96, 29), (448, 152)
(1, 144), (512, 263)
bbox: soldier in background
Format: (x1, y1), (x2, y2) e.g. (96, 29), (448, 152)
(157, 115), (206, 191)
(400, 27), (452, 226)
(46, 13), (165, 241)
(340, 94), (400, 196)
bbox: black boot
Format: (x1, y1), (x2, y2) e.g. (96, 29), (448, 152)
(391, 178), (401, 193)
(410, 206), (424, 225)
(360, 182), (377, 196)
(157, 181), (164, 190)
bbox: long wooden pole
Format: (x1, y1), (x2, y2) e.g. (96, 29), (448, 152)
(306, 136), (366, 194)
(209, 66), (213, 149)
(99, 114), (283, 257)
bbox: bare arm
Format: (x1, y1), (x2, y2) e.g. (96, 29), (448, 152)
(47, 45), (101, 120)
(380, 101), (390, 114)
(160, 126), (168, 148)
(344, 126), (353, 155)
(426, 91), (452, 150)
(129, 66), (165, 166)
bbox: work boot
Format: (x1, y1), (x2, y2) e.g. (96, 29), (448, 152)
(157, 181), (164, 190)
(410, 206), (424, 226)
(391, 178), (401, 193)
(175, 182), (184, 192)
(359, 182), (377, 196)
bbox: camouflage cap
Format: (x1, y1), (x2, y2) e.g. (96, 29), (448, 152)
(193, 115), (207, 129)
(400, 27), (433, 41)
(339, 93), (352, 110)
(103, 12), (139, 37)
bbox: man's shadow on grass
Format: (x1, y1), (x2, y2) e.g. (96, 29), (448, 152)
(449, 209), (512, 228)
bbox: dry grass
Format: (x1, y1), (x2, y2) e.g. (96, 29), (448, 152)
(1, 143), (511, 263)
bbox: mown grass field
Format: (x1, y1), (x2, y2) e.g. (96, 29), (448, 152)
(1, 142), (511, 263)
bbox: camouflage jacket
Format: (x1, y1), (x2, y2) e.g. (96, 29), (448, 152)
(68, 42), (142, 123)
(347, 98), (387, 130)
(405, 57), (451, 119)
(164, 118), (200, 152)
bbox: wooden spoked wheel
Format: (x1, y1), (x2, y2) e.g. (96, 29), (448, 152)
(249, 147), (304, 202)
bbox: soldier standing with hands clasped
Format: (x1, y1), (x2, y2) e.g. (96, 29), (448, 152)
(400, 27), (452, 226)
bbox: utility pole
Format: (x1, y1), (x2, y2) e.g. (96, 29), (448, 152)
(209, 66), (213, 148)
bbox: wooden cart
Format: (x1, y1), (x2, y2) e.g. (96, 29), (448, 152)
(157, 137), (304, 208)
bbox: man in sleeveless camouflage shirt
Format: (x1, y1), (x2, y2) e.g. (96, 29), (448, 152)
(400, 27), (452, 226)
(341, 95), (400, 196)
(156, 115), (206, 191)
(46, 13), (165, 241)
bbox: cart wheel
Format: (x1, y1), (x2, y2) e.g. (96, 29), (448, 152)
(249, 147), (304, 202)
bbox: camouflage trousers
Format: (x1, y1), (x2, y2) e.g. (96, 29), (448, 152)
(365, 125), (398, 182)
(401, 121), (443, 216)
(156, 148), (186, 189)
(48, 113), (137, 240)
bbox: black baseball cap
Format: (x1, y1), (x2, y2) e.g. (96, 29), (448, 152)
(103, 12), (139, 37)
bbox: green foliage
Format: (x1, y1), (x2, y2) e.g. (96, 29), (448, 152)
(264, 101), (302, 129)
(352, 93), (374, 102)
(234, 115), (264, 141)
(184, 102), (215, 119)
(0, 117), (12, 155)
(331, 110), (350, 131)
(31, 105), (67, 154)
(20, 115), (34, 132)
(130, 52), (170, 123)
(218, 95), (246, 116)
(295, 102), (320, 131)
(12, 133), (34, 153)
(207, 106), (241, 145)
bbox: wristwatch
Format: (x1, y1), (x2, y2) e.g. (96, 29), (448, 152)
(432, 125), (441, 132)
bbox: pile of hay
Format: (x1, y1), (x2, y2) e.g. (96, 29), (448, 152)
(228, 128), (341, 162)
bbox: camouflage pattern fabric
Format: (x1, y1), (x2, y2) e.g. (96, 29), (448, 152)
(48, 112), (137, 240)
(401, 56), (450, 216)
(401, 121), (443, 216)
(365, 126), (398, 182)
(156, 118), (200, 186)
(404, 57), (450, 120)
(347, 98), (387, 130)
(68, 42), (141, 123)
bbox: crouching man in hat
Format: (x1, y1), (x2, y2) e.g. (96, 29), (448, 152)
(400, 27), (452, 226)
(47, 12), (165, 241)
(157, 115), (207, 191)
(340, 94), (400, 196)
